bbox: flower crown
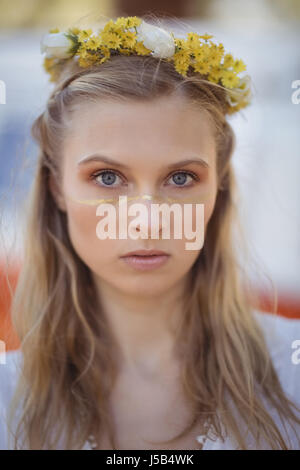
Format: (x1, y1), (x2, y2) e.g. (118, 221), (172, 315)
(40, 16), (252, 115)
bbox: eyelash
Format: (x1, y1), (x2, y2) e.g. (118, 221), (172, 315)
(90, 169), (200, 189)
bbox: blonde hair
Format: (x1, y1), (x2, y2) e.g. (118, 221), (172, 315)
(6, 16), (300, 450)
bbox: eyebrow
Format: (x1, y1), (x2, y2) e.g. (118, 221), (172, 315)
(77, 154), (210, 169)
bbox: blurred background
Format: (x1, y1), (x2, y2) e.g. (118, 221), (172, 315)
(0, 0), (300, 351)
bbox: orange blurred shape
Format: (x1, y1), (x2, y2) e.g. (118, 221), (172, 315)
(252, 290), (300, 320)
(0, 261), (21, 351)
(0, 262), (300, 352)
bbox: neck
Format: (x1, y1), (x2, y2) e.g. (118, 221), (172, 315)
(92, 275), (189, 377)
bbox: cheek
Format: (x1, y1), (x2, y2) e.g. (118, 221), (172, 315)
(65, 202), (117, 270)
(174, 184), (217, 258)
(67, 203), (98, 243)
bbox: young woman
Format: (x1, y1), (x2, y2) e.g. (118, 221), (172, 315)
(0, 15), (299, 450)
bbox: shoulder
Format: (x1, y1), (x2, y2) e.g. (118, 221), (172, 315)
(0, 349), (23, 450)
(250, 310), (300, 449)
(215, 311), (300, 449)
(252, 309), (300, 399)
(252, 309), (300, 344)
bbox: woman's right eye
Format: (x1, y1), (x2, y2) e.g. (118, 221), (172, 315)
(92, 170), (124, 188)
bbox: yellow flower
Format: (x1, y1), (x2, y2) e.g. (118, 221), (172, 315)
(114, 17), (129, 29)
(218, 43), (225, 55)
(121, 31), (137, 49)
(75, 43), (88, 58)
(223, 53), (235, 68)
(43, 56), (55, 71)
(233, 59), (246, 73)
(186, 32), (202, 52)
(43, 57), (59, 82)
(118, 47), (131, 56)
(78, 29), (93, 43)
(40, 16), (251, 116)
(192, 45), (205, 61)
(173, 50), (191, 76)
(77, 56), (89, 67)
(199, 33), (213, 41)
(68, 27), (80, 35)
(193, 58), (210, 75)
(220, 70), (240, 88)
(208, 65), (223, 82)
(173, 61), (190, 76)
(174, 37), (189, 51)
(173, 49), (190, 63)
(77, 52), (98, 68)
(100, 31), (122, 49)
(226, 75), (252, 107)
(98, 47), (111, 63)
(115, 16), (142, 29)
(134, 41), (151, 55)
(227, 100), (248, 115)
(197, 42), (211, 57)
(86, 36), (102, 51)
(207, 44), (223, 66)
(101, 20), (123, 36)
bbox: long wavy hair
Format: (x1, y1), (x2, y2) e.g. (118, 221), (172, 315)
(5, 16), (300, 450)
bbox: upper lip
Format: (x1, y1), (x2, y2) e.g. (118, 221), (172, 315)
(120, 249), (169, 257)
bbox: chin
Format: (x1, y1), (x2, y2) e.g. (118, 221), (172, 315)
(117, 279), (174, 297)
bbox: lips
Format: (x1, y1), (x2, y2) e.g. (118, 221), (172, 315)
(120, 249), (169, 257)
(120, 250), (170, 271)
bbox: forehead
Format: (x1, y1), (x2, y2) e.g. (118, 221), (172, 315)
(64, 96), (216, 162)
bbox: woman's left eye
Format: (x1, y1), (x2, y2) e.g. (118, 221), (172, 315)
(167, 171), (199, 187)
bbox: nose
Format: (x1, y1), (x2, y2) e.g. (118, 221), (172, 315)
(127, 195), (168, 239)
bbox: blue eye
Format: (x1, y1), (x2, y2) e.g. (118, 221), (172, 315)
(167, 171), (198, 187)
(91, 169), (199, 189)
(93, 170), (124, 187)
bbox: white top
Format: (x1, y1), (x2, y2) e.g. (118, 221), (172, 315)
(0, 309), (299, 450)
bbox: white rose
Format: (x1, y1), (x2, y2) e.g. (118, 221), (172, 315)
(226, 74), (252, 106)
(40, 32), (74, 59)
(136, 21), (175, 59)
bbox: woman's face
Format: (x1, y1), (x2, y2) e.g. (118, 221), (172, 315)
(55, 95), (218, 297)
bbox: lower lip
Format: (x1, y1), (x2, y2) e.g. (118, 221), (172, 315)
(120, 254), (170, 271)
